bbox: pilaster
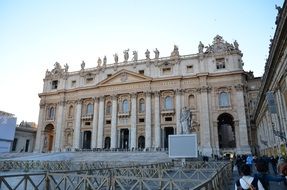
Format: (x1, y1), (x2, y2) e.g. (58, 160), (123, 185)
(54, 100), (65, 152)
(154, 91), (161, 148)
(73, 99), (82, 150)
(111, 94), (118, 149)
(91, 97), (99, 149)
(130, 93), (137, 149)
(34, 103), (45, 152)
(145, 91), (152, 149)
(97, 96), (105, 148)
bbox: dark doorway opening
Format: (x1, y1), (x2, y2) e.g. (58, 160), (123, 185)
(217, 113), (235, 149)
(104, 137), (111, 149)
(120, 129), (129, 149)
(138, 136), (145, 149)
(83, 131), (91, 149)
(164, 127), (174, 149)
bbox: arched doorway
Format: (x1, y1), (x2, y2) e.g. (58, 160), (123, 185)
(217, 113), (236, 149)
(138, 136), (145, 149)
(120, 129), (129, 149)
(104, 137), (111, 149)
(43, 124), (54, 152)
(82, 131), (91, 149)
(164, 127), (174, 149)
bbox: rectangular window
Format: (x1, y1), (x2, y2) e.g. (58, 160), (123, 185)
(12, 138), (18, 151)
(25, 139), (30, 152)
(86, 78), (93, 84)
(71, 80), (76, 87)
(139, 118), (145, 123)
(162, 67), (172, 75)
(216, 58), (226, 69)
(187, 65), (194, 73)
(139, 70), (144, 75)
(52, 80), (58, 89)
(85, 122), (91, 125)
(106, 120), (111, 124)
(165, 117), (172, 122)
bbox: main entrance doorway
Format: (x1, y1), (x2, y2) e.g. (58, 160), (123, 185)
(163, 127), (174, 149)
(120, 129), (129, 149)
(82, 131), (91, 149)
(217, 113), (236, 149)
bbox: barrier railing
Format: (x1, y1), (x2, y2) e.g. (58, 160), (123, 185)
(0, 161), (232, 190)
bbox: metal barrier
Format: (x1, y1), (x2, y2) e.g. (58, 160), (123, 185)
(0, 161), (232, 190)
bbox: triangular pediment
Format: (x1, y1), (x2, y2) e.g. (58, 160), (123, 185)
(98, 69), (152, 86)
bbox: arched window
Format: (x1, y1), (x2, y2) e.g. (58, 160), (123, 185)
(48, 107), (55, 120)
(219, 92), (230, 107)
(139, 98), (145, 113)
(68, 105), (73, 117)
(87, 103), (94, 115)
(122, 99), (129, 113)
(106, 101), (112, 115)
(164, 96), (173, 110)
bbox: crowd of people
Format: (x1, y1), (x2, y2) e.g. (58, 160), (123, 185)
(234, 154), (287, 190)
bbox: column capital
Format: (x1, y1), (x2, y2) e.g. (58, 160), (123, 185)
(153, 91), (160, 97)
(175, 89), (183, 95)
(99, 96), (105, 101)
(197, 86), (211, 93)
(39, 100), (46, 109)
(145, 91), (151, 97)
(111, 94), (118, 100)
(131, 92), (137, 99)
(234, 84), (244, 91)
(93, 97), (99, 103)
(76, 99), (83, 105)
(58, 100), (66, 106)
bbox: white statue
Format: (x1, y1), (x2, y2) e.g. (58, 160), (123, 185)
(154, 48), (160, 59)
(81, 61), (85, 70)
(103, 56), (107, 66)
(123, 49), (129, 62)
(145, 49), (150, 59)
(64, 63), (69, 72)
(234, 40), (239, 50)
(180, 107), (192, 134)
(171, 45), (179, 57)
(97, 57), (102, 67)
(114, 53), (119, 64)
(132, 51), (138, 61)
(198, 41), (204, 53)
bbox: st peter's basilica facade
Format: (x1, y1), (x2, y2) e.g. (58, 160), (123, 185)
(35, 35), (258, 156)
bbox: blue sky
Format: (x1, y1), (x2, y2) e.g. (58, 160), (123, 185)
(0, 0), (284, 123)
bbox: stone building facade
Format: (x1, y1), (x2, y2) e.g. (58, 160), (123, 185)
(35, 35), (254, 156)
(11, 121), (37, 153)
(253, 2), (287, 156)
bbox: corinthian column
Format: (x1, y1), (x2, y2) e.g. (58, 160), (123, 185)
(73, 99), (82, 150)
(34, 103), (45, 152)
(199, 86), (212, 156)
(111, 95), (118, 149)
(55, 100), (65, 152)
(130, 93), (137, 149)
(234, 84), (250, 154)
(145, 91), (152, 149)
(175, 89), (182, 134)
(97, 96), (105, 148)
(154, 91), (161, 148)
(91, 97), (99, 149)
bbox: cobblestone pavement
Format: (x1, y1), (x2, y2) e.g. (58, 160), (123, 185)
(228, 164), (287, 190)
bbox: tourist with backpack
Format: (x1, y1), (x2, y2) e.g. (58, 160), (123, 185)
(235, 164), (265, 190)
(254, 161), (286, 190)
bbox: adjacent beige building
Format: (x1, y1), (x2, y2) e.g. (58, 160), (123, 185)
(11, 121), (37, 153)
(253, 2), (287, 156)
(35, 35), (255, 156)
